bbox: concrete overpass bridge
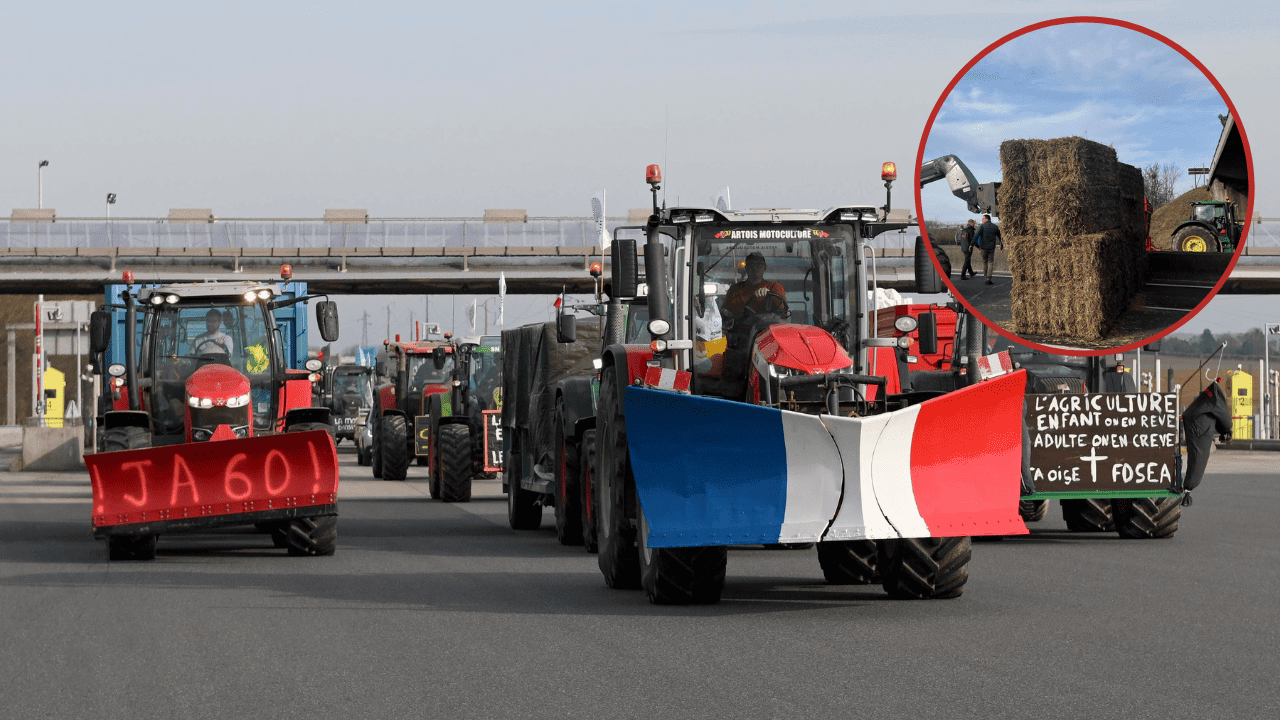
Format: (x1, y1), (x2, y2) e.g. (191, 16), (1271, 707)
(0, 216), (1277, 295)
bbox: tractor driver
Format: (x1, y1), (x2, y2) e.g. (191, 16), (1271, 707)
(723, 252), (788, 319)
(192, 309), (235, 358)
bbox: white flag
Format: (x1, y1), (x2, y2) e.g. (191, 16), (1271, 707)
(498, 272), (506, 332)
(592, 190), (609, 251)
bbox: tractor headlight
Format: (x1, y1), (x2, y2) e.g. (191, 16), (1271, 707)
(894, 316), (918, 333)
(200, 397), (214, 409)
(150, 295), (164, 305)
(244, 291), (257, 302)
(305, 359), (323, 371)
(896, 335), (914, 349)
(648, 319), (671, 336)
(192, 428), (212, 441)
(165, 295), (179, 304)
(107, 363), (126, 377)
(257, 289), (272, 299)
(225, 393), (251, 408)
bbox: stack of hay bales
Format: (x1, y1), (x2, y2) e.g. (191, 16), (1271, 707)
(1000, 137), (1148, 341)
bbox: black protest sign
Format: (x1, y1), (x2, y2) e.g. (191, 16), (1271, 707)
(1025, 393), (1178, 493)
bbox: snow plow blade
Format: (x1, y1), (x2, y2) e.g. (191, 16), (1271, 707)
(623, 371), (1028, 549)
(87, 430), (339, 534)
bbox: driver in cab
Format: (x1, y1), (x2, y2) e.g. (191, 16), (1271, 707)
(192, 309), (235, 357)
(723, 252), (787, 318)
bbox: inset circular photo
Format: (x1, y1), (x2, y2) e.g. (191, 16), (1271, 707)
(915, 17), (1251, 354)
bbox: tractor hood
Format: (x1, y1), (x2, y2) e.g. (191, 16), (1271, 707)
(755, 324), (853, 375)
(186, 364), (251, 407)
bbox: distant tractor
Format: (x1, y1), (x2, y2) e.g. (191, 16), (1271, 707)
(319, 363), (375, 447)
(85, 270), (342, 560)
(1171, 200), (1242, 253)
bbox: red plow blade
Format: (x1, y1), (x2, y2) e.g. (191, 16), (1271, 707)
(86, 430), (339, 533)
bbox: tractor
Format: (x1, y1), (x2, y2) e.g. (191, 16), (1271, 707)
(319, 362), (375, 450)
(372, 333), (500, 500)
(571, 163), (1030, 605)
(85, 268), (342, 560)
(1170, 199), (1243, 253)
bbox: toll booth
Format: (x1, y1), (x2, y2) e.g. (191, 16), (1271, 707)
(43, 367), (66, 428)
(1226, 370), (1253, 439)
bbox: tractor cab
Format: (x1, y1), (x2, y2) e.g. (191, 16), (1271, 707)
(1172, 199), (1241, 252)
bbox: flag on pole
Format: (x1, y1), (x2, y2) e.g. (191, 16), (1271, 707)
(592, 190), (609, 251)
(498, 272), (506, 332)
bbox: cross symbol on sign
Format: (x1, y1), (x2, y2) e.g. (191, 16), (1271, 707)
(1080, 448), (1110, 484)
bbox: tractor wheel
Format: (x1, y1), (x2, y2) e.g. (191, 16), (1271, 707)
(357, 445), (371, 467)
(371, 424), (383, 478)
(287, 422), (333, 436)
(637, 503), (727, 605)
(101, 426), (152, 453)
(817, 540), (879, 584)
(1019, 498), (1049, 522)
(380, 415), (410, 482)
(553, 403), (584, 546)
(107, 533), (158, 561)
(1061, 498), (1115, 532)
(1174, 225), (1220, 253)
(284, 516), (338, 556)
(580, 430), (599, 553)
(878, 537), (971, 599)
(437, 424), (473, 503)
(1112, 497), (1181, 539)
(506, 434), (542, 530)
(597, 365), (641, 590)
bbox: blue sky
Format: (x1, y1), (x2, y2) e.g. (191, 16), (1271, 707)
(920, 22), (1229, 223)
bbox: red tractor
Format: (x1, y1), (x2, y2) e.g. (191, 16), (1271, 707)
(85, 271), (342, 560)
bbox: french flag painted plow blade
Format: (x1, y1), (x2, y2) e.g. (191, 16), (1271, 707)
(623, 370), (1028, 548)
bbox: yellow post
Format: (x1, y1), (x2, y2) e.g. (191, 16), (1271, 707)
(1226, 370), (1253, 440)
(43, 367), (66, 429)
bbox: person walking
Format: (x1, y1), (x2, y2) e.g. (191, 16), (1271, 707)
(958, 219), (977, 279)
(974, 214), (1003, 284)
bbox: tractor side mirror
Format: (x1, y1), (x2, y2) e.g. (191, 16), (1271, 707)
(556, 311), (577, 344)
(376, 356), (389, 377)
(316, 300), (340, 342)
(89, 309), (111, 355)
(433, 346), (447, 369)
(917, 312), (939, 356)
(611, 238), (639, 298)
(914, 235), (947, 294)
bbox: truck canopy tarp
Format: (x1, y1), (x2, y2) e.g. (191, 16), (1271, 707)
(501, 319), (603, 457)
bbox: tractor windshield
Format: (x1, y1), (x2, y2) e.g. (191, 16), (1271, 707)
(332, 368), (373, 413)
(408, 353), (454, 393)
(148, 301), (277, 435)
(1192, 204), (1225, 222)
(470, 347), (502, 412)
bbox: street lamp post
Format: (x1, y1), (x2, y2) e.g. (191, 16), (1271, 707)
(1266, 323), (1280, 439)
(106, 193), (117, 246)
(38, 160), (49, 208)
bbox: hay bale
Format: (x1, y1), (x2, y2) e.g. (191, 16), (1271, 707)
(999, 137), (1120, 236)
(1007, 230), (1140, 341)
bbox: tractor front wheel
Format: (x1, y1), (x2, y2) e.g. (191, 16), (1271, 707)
(380, 415), (410, 481)
(878, 537), (971, 599)
(284, 516), (337, 556)
(597, 365), (641, 590)
(580, 429), (599, 554)
(817, 540), (879, 584)
(1112, 497), (1181, 539)
(437, 424), (473, 502)
(108, 533), (158, 561)
(1019, 498), (1049, 522)
(1061, 498), (1114, 532)
(637, 503), (727, 605)
(553, 403), (583, 546)
(101, 426), (153, 453)
(1174, 225), (1221, 253)
(506, 434), (542, 530)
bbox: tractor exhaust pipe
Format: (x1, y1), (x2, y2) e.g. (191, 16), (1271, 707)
(123, 290), (141, 411)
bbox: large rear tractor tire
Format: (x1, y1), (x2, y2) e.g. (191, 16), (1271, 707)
(637, 504), (727, 605)
(284, 516), (337, 556)
(380, 415), (410, 482)
(579, 430), (599, 553)
(1019, 498), (1049, 523)
(553, 404), (584, 546)
(597, 365), (641, 589)
(101, 426), (153, 453)
(1112, 497), (1181, 539)
(817, 540), (879, 584)
(108, 533), (158, 561)
(437, 423), (473, 503)
(1174, 225), (1220, 253)
(1061, 498), (1115, 532)
(506, 434), (543, 530)
(878, 537), (971, 599)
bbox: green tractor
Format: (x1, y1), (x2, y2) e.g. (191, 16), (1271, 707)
(1171, 200), (1242, 253)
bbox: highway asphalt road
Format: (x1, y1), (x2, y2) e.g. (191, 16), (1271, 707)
(1, 448), (1276, 719)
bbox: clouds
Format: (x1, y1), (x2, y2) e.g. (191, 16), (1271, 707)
(920, 20), (1229, 222)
